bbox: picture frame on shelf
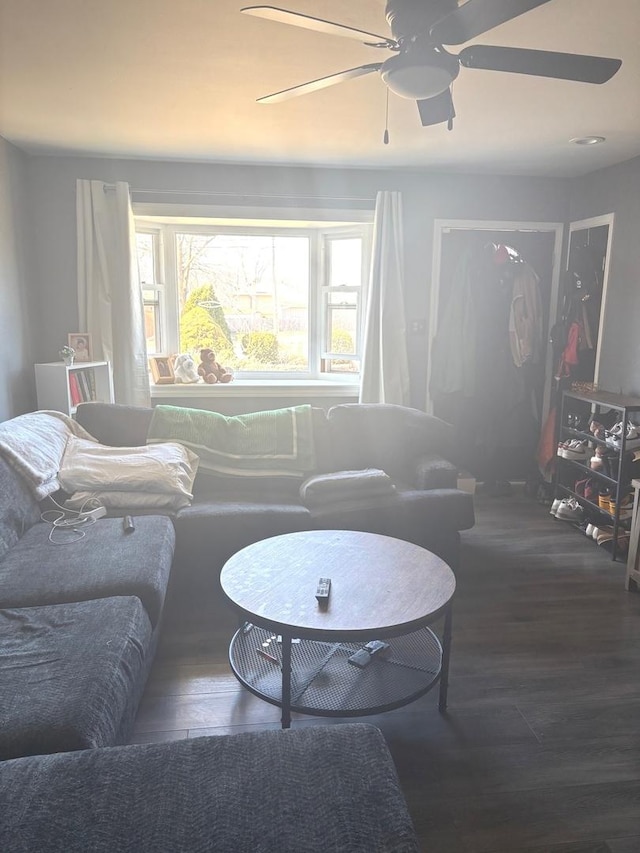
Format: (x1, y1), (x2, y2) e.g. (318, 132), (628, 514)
(68, 333), (92, 363)
(149, 356), (175, 385)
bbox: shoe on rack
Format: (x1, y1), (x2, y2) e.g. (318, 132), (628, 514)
(608, 422), (640, 450)
(585, 522), (597, 538)
(599, 532), (631, 555)
(574, 477), (597, 502)
(561, 440), (590, 460)
(605, 421), (624, 441)
(589, 418), (607, 439)
(595, 526), (616, 545)
(550, 498), (562, 516)
(557, 438), (573, 456)
(555, 498), (584, 522)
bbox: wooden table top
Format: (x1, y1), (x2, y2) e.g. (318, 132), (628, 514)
(220, 530), (456, 640)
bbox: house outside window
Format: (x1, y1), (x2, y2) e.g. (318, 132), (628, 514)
(135, 214), (372, 380)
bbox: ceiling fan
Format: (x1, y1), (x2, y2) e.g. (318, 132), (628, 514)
(241, 0), (622, 129)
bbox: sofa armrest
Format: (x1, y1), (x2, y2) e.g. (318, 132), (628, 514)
(412, 453), (458, 490)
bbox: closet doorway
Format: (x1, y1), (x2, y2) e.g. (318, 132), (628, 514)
(427, 220), (563, 489)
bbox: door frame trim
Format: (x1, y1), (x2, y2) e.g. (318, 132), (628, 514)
(567, 213), (615, 389)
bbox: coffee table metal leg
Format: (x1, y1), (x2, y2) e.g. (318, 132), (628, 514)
(438, 604), (453, 713)
(280, 634), (292, 729)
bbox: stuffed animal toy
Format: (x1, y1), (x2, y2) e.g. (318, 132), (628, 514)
(198, 348), (233, 384)
(172, 353), (200, 384)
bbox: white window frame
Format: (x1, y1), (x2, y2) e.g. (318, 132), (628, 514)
(134, 214), (372, 381)
(320, 228), (367, 372)
(136, 225), (173, 356)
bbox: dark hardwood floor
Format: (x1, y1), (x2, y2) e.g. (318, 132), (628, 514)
(131, 488), (640, 852)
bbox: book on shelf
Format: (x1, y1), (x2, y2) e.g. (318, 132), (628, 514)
(87, 368), (97, 401)
(68, 373), (82, 406)
(76, 370), (91, 402)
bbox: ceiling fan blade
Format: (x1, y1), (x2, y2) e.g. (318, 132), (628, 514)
(256, 64), (382, 104)
(459, 45), (622, 83)
(241, 6), (395, 46)
(430, 0), (552, 46)
(417, 89), (455, 127)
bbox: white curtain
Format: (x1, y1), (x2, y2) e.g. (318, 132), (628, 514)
(359, 190), (410, 405)
(76, 180), (150, 406)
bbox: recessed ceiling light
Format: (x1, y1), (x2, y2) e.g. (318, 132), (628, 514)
(570, 136), (606, 146)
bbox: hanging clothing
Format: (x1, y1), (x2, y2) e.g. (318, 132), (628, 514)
(430, 243), (539, 482)
(509, 262), (543, 368)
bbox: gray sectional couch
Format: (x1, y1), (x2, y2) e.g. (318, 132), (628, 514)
(0, 400), (468, 850)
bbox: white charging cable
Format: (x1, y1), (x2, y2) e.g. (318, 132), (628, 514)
(40, 496), (107, 545)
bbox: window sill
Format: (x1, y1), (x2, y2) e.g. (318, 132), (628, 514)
(150, 379), (360, 400)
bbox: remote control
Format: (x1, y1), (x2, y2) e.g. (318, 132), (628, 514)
(315, 577), (331, 603)
(348, 648), (372, 669)
(363, 640), (390, 657)
(123, 516), (135, 533)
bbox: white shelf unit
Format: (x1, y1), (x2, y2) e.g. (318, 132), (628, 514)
(34, 361), (114, 416)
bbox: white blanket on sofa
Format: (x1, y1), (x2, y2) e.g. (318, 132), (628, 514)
(0, 411), (96, 499)
(59, 436), (199, 510)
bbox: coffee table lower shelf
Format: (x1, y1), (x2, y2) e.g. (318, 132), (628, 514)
(229, 625), (443, 718)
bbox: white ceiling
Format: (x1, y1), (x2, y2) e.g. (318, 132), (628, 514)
(1, 0), (639, 177)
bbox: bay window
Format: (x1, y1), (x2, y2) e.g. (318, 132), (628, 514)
(135, 214), (372, 380)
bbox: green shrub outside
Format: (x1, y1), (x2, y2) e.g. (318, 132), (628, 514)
(331, 329), (354, 354)
(241, 331), (279, 363)
(180, 306), (230, 356)
(182, 285), (232, 343)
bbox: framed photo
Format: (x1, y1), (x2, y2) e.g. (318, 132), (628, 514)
(149, 356), (175, 385)
(68, 333), (92, 363)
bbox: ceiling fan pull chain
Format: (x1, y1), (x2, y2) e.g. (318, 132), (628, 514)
(383, 88), (390, 145)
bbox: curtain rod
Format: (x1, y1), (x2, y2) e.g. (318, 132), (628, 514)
(102, 184), (376, 204)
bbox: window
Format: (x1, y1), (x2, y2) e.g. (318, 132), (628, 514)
(134, 215), (372, 379)
(136, 229), (166, 355)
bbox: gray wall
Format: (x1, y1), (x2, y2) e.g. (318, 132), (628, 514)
(26, 154), (569, 409)
(569, 155), (640, 397)
(0, 138), (36, 419)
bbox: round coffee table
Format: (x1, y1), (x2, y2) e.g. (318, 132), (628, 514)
(220, 529), (456, 728)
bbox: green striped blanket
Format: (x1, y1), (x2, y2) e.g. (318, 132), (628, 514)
(147, 405), (316, 478)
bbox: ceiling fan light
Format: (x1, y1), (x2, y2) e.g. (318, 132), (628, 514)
(570, 136), (606, 146)
(380, 52), (457, 100)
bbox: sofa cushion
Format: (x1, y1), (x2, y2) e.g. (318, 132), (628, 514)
(0, 596), (152, 760)
(174, 498), (311, 579)
(326, 403), (454, 482)
(299, 468), (396, 507)
(75, 402), (153, 447)
(0, 723), (419, 853)
(0, 515), (175, 627)
(0, 458), (40, 563)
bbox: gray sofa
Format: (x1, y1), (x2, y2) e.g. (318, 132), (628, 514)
(0, 450), (175, 760)
(0, 723), (419, 852)
(75, 401), (475, 586)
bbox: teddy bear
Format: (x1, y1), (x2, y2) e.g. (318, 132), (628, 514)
(197, 348), (233, 384)
(172, 353), (200, 384)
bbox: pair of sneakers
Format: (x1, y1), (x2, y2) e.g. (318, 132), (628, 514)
(550, 497), (584, 522)
(605, 421), (640, 449)
(584, 523), (631, 552)
(557, 439), (589, 460)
